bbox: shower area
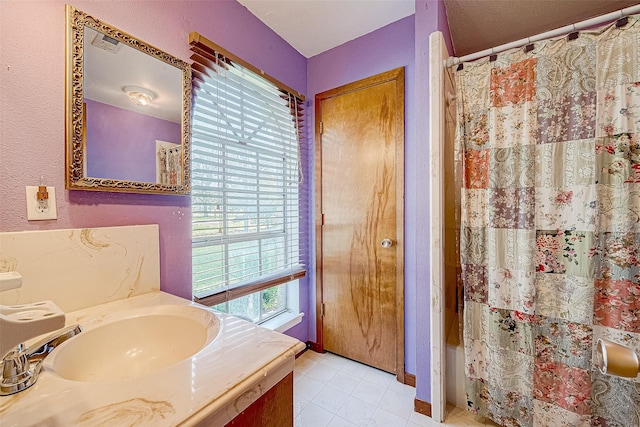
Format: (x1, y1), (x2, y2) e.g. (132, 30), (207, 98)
(429, 7), (640, 427)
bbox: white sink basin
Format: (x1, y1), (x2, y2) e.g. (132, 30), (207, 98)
(45, 304), (220, 382)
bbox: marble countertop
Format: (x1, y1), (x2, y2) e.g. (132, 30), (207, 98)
(0, 291), (305, 426)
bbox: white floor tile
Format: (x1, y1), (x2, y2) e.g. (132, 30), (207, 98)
(408, 411), (440, 427)
(367, 407), (408, 427)
(294, 396), (310, 417)
(322, 352), (349, 368)
(294, 353), (442, 427)
(327, 415), (359, 427)
(312, 384), (350, 414)
(295, 402), (335, 427)
(329, 370), (362, 394)
(377, 388), (414, 420)
(296, 376), (326, 401)
(352, 379), (386, 406)
(336, 396), (377, 427)
(296, 357), (319, 376)
(361, 368), (394, 388)
(339, 359), (371, 378)
(387, 378), (416, 397)
(306, 362), (340, 383)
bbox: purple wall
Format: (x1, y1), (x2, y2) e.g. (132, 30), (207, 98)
(85, 99), (180, 182)
(307, 15), (417, 375)
(0, 1), (306, 312)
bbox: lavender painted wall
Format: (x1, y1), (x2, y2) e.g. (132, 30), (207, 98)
(0, 0), (308, 339)
(85, 99), (180, 182)
(307, 15), (417, 375)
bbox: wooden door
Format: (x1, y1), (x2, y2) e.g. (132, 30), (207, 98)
(315, 68), (404, 375)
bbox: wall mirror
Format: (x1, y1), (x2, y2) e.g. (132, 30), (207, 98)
(65, 5), (191, 194)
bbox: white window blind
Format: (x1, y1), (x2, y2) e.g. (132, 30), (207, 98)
(189, 33), (305, 306)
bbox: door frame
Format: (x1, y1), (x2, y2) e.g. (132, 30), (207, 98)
(428, 31), (449, 422)
(314, 67), (406, 382)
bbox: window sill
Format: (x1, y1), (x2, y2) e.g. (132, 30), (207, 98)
(261, 311), (304, 333)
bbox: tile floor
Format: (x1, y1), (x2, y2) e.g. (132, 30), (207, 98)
(294, 350), (499, 427)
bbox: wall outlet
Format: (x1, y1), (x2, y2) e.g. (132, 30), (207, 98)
(25, 186), (57, 220)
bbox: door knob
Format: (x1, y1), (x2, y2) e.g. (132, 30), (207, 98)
(381, 238), (393, 248)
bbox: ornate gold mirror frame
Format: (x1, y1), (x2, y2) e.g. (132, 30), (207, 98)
(65, 5), (191, 194)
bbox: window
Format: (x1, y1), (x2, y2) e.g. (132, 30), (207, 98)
(210, 282), (295, 324)
(190, 33), (305, 324)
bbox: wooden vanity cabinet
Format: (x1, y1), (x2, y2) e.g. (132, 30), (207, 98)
(224, 372), (294, 427)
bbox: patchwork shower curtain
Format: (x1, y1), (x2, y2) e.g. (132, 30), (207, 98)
(455, 15), (640, 427)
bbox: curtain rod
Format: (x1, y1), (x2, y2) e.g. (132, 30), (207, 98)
(445, 4), (640, 68)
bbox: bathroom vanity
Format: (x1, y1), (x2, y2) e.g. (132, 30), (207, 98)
(0, 225), (303, 425)
(0, 291), (304, 426)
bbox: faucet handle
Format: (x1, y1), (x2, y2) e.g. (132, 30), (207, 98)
(1, 344), (36, 395)
(1, 325), (82, 396)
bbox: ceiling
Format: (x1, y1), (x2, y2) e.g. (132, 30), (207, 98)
(238, 0), (640, 59)
(238, 0), (415, 58)
(445, 0), (640, 57)
(84, 27), (183, 123)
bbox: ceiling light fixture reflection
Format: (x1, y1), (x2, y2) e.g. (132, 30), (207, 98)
(122, 86), (156, 106)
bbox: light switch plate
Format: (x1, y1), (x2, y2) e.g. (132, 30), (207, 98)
(25, 186), (57, 220)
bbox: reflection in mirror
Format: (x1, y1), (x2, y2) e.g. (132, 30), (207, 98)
(66, 5), (191, 194)
(84, 27), (183, 184)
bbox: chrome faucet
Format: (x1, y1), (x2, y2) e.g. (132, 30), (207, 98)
(1, 324), (82, 395)
(0, 273), (83, 395)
